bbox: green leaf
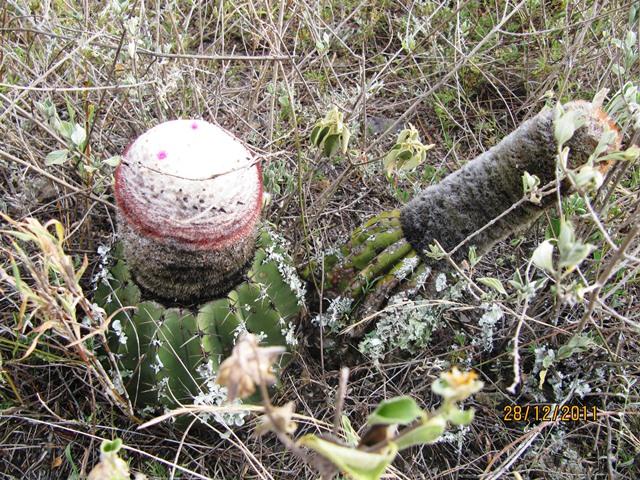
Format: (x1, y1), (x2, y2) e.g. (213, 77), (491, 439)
(558, 242), (593, 271)
(45, 149), (69, 166)
(383, 150), (399, 174)
(58, 120), (74, 139)
(367, 396), (423, 426)
(100, 438), (123, 454)
(10, 257), (23, 293)
(442, 406), (475, 426)
(396, 149), (412, 162)
(557, 219), (575, 256)
(557, 219), (593, 271)
(478, 277), (507, 296)
(554, 105), (586, 146)
(323, 134), (341, 157)
(620, 145), (640, 161)
(570, 165), (603, 191)
(310, 125), (326, 146)
(557, 334), (596, 361)
(531, 240), (555, 274)
(70, 124), (86, 147)
(522, 171), (541, 203)
(104, 156), (122, 167)
(341, 415), (360, 447)
(395, 417), (446, 451)
(299, 435), (397, 480)
(399, 156), (422, 171)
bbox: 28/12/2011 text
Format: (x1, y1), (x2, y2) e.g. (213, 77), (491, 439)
(503, 404), (598, 422)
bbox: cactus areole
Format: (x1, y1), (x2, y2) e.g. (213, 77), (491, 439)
(115, 119), (263, 303)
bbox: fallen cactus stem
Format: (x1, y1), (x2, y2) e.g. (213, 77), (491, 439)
(313, 100), (622, 336)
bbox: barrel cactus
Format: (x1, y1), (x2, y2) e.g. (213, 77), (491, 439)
(97, 120), (304, 416)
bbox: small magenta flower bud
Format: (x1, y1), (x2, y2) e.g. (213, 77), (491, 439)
(114, 119), (262, 303)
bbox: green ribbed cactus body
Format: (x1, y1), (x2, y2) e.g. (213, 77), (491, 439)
(96, 227), (303, 412)
(317, 210), (424, 300)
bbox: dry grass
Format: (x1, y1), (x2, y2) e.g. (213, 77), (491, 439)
(1, 1), (639, 479)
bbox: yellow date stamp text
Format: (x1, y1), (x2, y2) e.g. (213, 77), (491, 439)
(503, 404), (597, 422)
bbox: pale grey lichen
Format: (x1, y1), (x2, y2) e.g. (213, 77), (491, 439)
(359, 297), (440, 363)
(435, 272), (448, 292)
(263, 230), (307, 306)
(474, 303), (504, 352)
(282, 323), (298, 347)
(407, 267), (431, 296)
(92, 244), (112, 286)
(570, 378), (592, 399)
(312, 296), (353, 331)
(156, 377), (170, 401)
(435, 425), (470, 451)
(193, 360), (248, 433)
(233, 322), (249, 342)
(150, 354), (164, 374)
(359, 276), (468, 361)
(394, 255), (420, 280)
(110, 319), (128, 345)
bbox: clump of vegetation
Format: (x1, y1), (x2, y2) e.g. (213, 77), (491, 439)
(208, 334), (483, 480)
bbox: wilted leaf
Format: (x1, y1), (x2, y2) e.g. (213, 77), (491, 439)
(216, 334), (285, 401)
(256, 401), (297, 436)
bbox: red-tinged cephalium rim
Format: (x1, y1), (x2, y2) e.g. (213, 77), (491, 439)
(114, 158), (263, 251)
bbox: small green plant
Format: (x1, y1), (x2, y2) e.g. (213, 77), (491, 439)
(310, 106), (351, 157)
(87, 439), (130, 480)
(383, 124), (434, 176)
(37, 98), (114, 191)
(213, 335), (482, 480)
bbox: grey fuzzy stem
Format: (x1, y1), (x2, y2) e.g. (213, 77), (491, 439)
(401, 101), (613, 262)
